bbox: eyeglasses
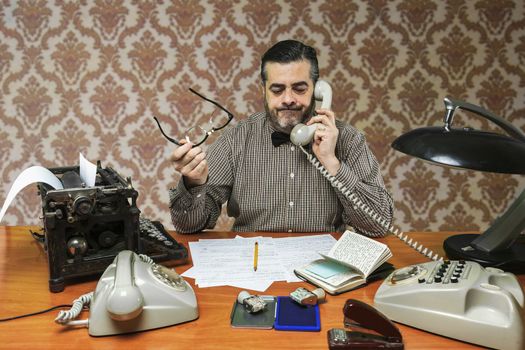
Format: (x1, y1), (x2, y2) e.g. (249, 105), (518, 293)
(153, 88), (234, 147)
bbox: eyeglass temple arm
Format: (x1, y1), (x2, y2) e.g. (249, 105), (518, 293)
(152, 116), (180, 145)
(189, 88), (235, 118)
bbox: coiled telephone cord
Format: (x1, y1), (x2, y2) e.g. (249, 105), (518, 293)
(55, 254), (155, 326)
(299, 146), (443, 262)
(54, 292), (92, 326)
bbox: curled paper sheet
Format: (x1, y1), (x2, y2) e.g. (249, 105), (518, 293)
(0, 166), (64, 224)
(0, 153), (97, 225)
(79, 153), (97, 187)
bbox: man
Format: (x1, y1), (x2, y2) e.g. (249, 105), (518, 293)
(169, 40), (393, 237)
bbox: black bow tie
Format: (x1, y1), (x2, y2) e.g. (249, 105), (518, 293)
(271, 131), (290, 147)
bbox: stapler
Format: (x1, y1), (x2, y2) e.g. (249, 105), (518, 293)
(327, 299), (404, 349)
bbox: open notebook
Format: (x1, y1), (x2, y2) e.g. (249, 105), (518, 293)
(295, 230), (394, 294)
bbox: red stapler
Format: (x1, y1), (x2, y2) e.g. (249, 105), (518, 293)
(327, 299), (404, 349)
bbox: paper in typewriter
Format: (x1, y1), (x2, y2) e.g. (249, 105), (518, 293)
(0, 153), (97, 224)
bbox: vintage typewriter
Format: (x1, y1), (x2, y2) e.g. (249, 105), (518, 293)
(37, 163), (187, 292)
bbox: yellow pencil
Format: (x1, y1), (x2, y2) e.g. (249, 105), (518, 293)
(253, 241), (259, 271)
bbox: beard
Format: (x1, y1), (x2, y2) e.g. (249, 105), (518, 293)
(265, 95), (316, 134)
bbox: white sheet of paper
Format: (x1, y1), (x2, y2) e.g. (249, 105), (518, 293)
(186, 236), (287, 291)
(197, 279), (274, 292)
(221, 280), (274, 292)
(181, 265), (198, 279)
(184, 234), (337, 291)
(0, 166), (63, 224)
(79, 153), (97, 187)
(188, 237), (285, 285)
(274, 234), (337, 282)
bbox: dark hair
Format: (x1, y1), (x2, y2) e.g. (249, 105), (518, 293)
(260, 40), (319, 84)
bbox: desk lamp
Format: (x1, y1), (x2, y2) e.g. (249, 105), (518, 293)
(391, 97), (525, 272)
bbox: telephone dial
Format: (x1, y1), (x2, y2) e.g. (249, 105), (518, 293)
(55, 250), (198, 336)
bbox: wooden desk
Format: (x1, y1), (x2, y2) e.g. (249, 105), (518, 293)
(0, 227), (522, 349)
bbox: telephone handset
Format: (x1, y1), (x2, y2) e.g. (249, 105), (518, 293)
(290, 80), (333, 146)
(104, 250), (144, 321)
(291, 80), (442, 261)
(55, 250), (199, 336)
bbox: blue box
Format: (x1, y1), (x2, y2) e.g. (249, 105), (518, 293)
(274, 296), (320, 332)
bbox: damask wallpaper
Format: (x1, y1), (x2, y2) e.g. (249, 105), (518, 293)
(0, 0), (524, 234)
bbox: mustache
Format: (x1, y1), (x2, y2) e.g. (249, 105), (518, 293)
(276, 106), (302, 111)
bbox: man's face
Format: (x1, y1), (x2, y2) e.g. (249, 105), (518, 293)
(263, 60), (315, 133)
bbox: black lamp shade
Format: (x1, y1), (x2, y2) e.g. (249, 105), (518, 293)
(391, 97), (525, 272)
(392, 126), (525, 175)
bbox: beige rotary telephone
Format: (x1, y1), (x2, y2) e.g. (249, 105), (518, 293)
(55, 250), (198, 336)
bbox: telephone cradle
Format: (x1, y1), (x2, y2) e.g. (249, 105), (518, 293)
(56, 250), (198, 336)
(374, 260), (525, 350)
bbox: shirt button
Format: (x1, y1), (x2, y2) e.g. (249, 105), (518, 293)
(291, 146), (295, 151)
(289, 201), (294, 207)
(290, 173), (295, 179)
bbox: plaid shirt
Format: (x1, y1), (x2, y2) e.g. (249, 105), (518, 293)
(169, 112), (393, 237)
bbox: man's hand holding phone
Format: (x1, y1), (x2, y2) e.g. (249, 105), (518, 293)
(307, 108), (340, 176)
(170, 140), (209, 188)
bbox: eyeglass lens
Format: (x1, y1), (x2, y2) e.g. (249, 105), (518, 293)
(182, 109), (231, 144)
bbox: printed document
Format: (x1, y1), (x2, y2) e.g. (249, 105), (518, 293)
(182, 234), (337, 291)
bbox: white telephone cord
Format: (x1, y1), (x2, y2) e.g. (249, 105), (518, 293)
(54, 292), (92, 326)
(55, 254), (155, 326)
(299, 146), (443, 261)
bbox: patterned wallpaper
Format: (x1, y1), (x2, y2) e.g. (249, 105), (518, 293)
(0, 0), (524, 234)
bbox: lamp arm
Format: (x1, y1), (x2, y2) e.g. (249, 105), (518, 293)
(443, 97), (525, 142)
(471, 188), (525, 252)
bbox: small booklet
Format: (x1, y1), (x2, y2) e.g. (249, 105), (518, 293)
(294, 230), (394, 295)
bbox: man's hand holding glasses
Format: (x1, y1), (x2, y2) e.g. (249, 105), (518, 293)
(170, 140), (208, 188)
